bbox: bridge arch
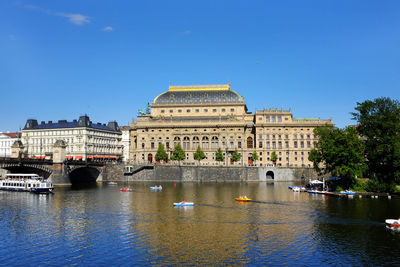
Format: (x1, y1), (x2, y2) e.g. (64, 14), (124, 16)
(0, 165), (52, 179)
(266, 170), (274, 180)
(69, 166), (101, 184)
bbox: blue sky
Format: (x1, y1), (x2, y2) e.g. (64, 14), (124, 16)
(1, 0), (399, 132)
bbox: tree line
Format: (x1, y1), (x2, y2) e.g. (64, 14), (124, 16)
(154, 142), (277, 166)
(309, 97), (400, 193)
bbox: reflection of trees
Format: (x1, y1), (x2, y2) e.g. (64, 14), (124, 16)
(312, 197), (400, 265)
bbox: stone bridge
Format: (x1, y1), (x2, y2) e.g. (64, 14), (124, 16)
(0, 158), (106, 185)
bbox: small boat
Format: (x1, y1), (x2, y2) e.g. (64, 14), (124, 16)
(292, 186), (300, 192)
(120, 187), (132, 192)
(340, 190), (355, 195)
(173, 201), (194, 206)
(308, 190), (321, 194)
(385, 219), (400, 228)
(150, 185), (162, 190)
(235, 196), (252, 202)
(0, 173), (53, 193)
(107, 182), (117, 185)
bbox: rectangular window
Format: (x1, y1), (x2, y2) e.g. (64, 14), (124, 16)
(301, 141), (304, 148)
(285, 141), (289, 148)
(278, 141), (282, 149)
(271, 116), (276, 122)
(266, 115), (270, 122)
(161, 110), (165, 113)
(259, 141), (263, 148)
(278, 115), (282, 122)
(266, 142), (270, 148)
(238, 141), (242, 149)
(272, 141), (276, 149)
(294, 141), (298, 148)
(307, 141), (311, 148)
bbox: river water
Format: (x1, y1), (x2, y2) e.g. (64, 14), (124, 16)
(0, 181), (399, 266)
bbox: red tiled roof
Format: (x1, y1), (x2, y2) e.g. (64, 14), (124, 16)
(3, 132), (21, 138)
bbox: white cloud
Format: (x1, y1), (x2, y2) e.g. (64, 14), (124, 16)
(103, 26), (113, 32)
(23, 4), (90, 26)
(57, 13), (91, 25)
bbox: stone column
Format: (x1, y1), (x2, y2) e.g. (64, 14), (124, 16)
(49, 140), (71, 185)
(11, 141), (25, 159)
(53, 140), (67, 163)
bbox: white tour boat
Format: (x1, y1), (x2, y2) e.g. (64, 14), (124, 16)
(0, 173), (54, 193)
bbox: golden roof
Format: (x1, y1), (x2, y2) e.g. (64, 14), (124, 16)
(168, 84), (230, 92)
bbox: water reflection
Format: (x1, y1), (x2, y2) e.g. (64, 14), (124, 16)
(0, 182), (399, 265)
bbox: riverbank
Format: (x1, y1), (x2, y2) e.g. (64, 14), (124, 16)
(102, 164), (320, 182)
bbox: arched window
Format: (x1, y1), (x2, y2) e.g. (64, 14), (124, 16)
(247, 137), (253, 149)
(183, 136), (190, 150)
(211, 136), (218, 148)
(193, 136), (200, 149)
(174, 137), (181, 147)
(202, 136), (209, 149)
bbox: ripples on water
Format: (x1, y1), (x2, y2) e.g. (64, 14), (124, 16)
(0, 182), (399, 266)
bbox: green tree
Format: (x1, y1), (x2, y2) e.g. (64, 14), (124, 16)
(231, 149), (241, 162)
(309, 125), (366, 189)
(271, 151), (278, 165)
(215, 148), (225, 162)
(194, 146), (206, 163)
(352, 97), (400, 191)
(171, 143), (186, 162)
(251, 151), (259, 164)
(155, 143), (168, 162)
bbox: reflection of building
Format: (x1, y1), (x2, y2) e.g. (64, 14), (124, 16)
(0, 132), (21, 157)
(22, 115), (122, 160)
(121, 126), (130, 162)
(130, 84), (332, 167)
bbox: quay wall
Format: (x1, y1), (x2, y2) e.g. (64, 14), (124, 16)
(102, 164), (319, 182)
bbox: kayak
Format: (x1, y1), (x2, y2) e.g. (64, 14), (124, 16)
(235, 197), (252, 202)
(173, 201), (194, 206)
(108, 182), (117, 185)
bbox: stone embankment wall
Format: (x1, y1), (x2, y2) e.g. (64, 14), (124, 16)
(102, 164), (319, 182)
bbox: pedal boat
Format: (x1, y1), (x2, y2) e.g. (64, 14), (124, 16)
(173, 201), (194, 206)
(120, 187), (132, 192)
(235, 196), (252, 202)
(385, 219), (400, 228)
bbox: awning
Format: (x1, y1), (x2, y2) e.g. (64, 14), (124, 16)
(75, 156), (83, 160)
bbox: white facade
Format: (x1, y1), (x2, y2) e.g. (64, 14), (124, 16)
(121, 126), (130, 162)
(21, 116), (122, 160)
(0, 132), (20, 157)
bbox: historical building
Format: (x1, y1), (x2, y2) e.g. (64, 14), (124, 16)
(0, 132), (21, 157)
(130, 84), (332, 167)
(120, 126), (131, 162)
(21, 115), (122, 160)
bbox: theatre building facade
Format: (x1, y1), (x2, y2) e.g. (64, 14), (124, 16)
(130, 84), (332, 167)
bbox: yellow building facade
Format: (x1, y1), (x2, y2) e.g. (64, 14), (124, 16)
(130, 84), (332, 167)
